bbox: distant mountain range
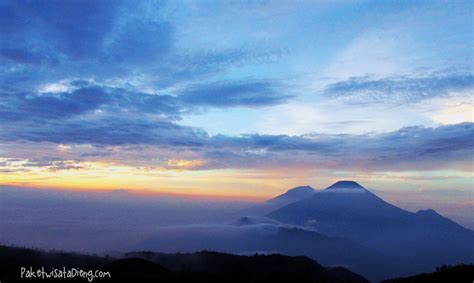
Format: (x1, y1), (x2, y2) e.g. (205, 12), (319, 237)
(224, 180), (473, 281)
(269, 182), (472, 252)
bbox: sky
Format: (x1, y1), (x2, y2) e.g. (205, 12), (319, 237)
(0, 0), (473, 221)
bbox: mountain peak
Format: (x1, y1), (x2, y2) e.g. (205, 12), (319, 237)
(268, 185), (315, 204)
(281, 185), (315, 198)
(287, 185), (314, 194)
(325, 181), (365, 190)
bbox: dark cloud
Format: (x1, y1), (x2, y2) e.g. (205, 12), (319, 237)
(0, 87), (110, 121)
(0, 0), (286, 92)
(0, 77), (290, 129)
(0, 0), (293, 139)
(0, 0), (121, 62)
(325, 72), (474, 104)
(3, 117), (206, 146)
(179, 81), (292, 107)
(0, 0), (171, 70)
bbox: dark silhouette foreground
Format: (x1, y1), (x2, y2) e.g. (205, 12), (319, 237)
(382, 264), (474, 283)
(0, 245), (369, 283)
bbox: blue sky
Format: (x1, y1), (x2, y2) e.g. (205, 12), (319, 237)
(0, 0), (473, 223)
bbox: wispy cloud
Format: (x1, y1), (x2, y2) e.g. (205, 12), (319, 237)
(179, 80), (292, 107)
(324, 72), (474, 105)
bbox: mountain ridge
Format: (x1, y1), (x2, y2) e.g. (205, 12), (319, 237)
(268, 185), (316, 203)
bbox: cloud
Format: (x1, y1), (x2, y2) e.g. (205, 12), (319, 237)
(0, 0), (288, 92)
(1, 0), (292, 134)
(1, 77), (291, 125)
(0, 186), (253, 252)
(0, 86), (111, 121)
(324, 72), (474, 104)
(2, 116), (472, 172)
(0, 0), (121, 62)
(138, 223), (286, 253)
(0, 1), (297, 171)
(201, 123), (474, 171)
(0, 73), (472, 173)
(179, 80), (292, 107)
(25, 158), (83, 172)
(0, 157), (83, 172)
(4, 118), (206, 146)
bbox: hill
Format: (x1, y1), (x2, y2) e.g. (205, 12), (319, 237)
(0, 245), (369, 283)
(382, 264), (474, 283)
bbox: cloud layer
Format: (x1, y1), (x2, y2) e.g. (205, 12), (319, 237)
(2, 121), (472, 173)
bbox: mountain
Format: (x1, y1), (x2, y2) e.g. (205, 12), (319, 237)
(125, 250), (370, 283)
(268, 181), (414, 242)
(138, 221), (384, 268)
(267, 180), (474, 279)
(239, 185), (316, 216)
(108, 258), (173, 282)
(0, 245), (369, 283)
(382, 264), (474, 283)
(137, 216), (389, 281)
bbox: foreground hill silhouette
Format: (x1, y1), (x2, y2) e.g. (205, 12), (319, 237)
(0, 245), (369, 283)
(381, 264), (474, 283)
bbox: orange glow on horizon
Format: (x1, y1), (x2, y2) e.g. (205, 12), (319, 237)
(1, 157), (472, 202)
(0, 159), (292, 200)
(0, 183), (266, 202)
